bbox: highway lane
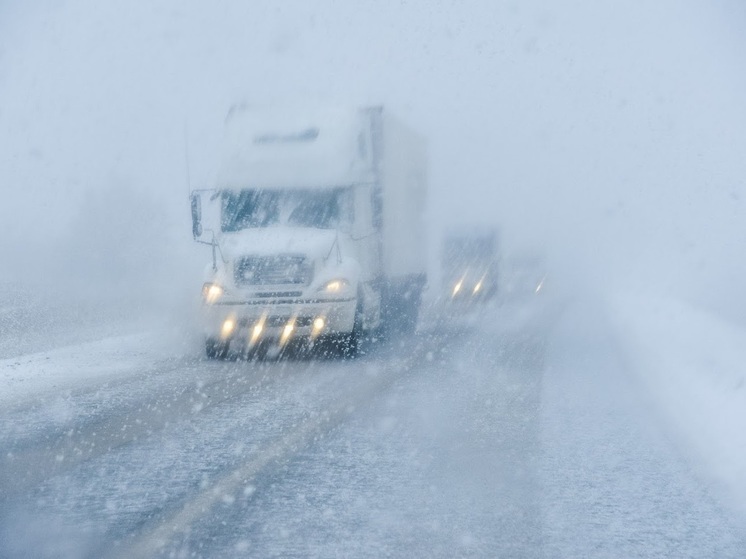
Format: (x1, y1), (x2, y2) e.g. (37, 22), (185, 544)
(174, 320), (547, 558)
(2, 299), (745, 558)
(1, 325), (473, 557)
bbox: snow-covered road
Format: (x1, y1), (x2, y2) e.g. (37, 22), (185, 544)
(542, 299), (746, 557)
(1, 296), (745, 557)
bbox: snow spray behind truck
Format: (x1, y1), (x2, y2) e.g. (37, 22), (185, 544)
(190, 105), (427, 358)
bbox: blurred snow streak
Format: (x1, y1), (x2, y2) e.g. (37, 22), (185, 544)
(0, 0), (745, 319)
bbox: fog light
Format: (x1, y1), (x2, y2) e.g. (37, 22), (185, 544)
(221, 318), (236, 339)
(250, 316), (265, 345)
(312, 317), (325, 338)
(280, 319), (295, 346)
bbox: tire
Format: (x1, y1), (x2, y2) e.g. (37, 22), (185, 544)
(324, 299), (363, 359)
(339, 301), (363, 358)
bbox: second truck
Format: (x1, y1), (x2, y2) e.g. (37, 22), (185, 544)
(190, 105), (427, 358)
(441, 227), (500, 305)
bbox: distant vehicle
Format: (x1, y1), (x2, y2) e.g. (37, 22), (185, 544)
(502, 253), (547, 300)
(441, 228), (500, 305)
(190, 105), (428, 358)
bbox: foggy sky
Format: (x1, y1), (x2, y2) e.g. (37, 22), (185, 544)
(1, 0), (745, 317)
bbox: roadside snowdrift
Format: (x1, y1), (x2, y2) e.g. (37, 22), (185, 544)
(609, 293), (746, 514)
(0, 334), (166, 407)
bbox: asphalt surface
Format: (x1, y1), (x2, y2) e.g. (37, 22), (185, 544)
(1, 299), (745, 558)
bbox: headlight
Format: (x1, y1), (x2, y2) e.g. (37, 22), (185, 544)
(535, 278), (545, 294)
(473, 275), (486, 295)
(202, 282), (224, 304)
(318, 279), (350, 294)
(452, 279), (464, 297)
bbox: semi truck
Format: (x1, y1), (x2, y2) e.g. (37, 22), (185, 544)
(190, 105), (427, 358)
(441, 227), (500, 305)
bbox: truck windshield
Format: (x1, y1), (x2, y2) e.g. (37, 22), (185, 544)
(221, 189), (348, 232)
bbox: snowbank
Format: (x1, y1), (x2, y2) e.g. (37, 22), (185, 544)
(608, 293), (746, 514)
(0, 331), (195, 407)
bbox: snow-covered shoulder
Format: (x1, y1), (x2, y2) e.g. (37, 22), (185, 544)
(0, 331), (192, 407)
(608, 292), (746, 514)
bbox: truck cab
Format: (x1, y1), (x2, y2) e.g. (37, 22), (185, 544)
(191, 105), (426, 358)
(441, 228), (500, 306)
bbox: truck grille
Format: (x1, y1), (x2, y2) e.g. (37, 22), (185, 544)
(234, 255), (312, 287)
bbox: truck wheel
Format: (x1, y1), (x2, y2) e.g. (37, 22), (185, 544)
(205, 338), (228, 360)
(336, 301), (363, 359)
(405, 296), (421, 332)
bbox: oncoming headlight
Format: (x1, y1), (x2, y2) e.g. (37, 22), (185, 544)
(452, 279), (464, 297)
(202, 282), (224, 304)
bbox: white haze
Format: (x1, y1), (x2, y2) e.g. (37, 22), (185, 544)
(1, 0), (745, 322)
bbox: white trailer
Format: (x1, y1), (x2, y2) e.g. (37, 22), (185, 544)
(190, 105), (427, 358)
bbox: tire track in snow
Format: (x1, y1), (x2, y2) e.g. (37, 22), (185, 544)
(107, 333), (446, 559)
(0, 358), (295, 497)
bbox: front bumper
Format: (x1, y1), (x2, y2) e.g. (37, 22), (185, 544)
(202, 296), (357, 345)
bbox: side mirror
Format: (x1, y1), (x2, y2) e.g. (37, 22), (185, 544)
(190, 193), (203, 238)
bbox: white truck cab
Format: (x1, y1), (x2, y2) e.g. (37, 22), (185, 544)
(190, 105), (427, 358)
